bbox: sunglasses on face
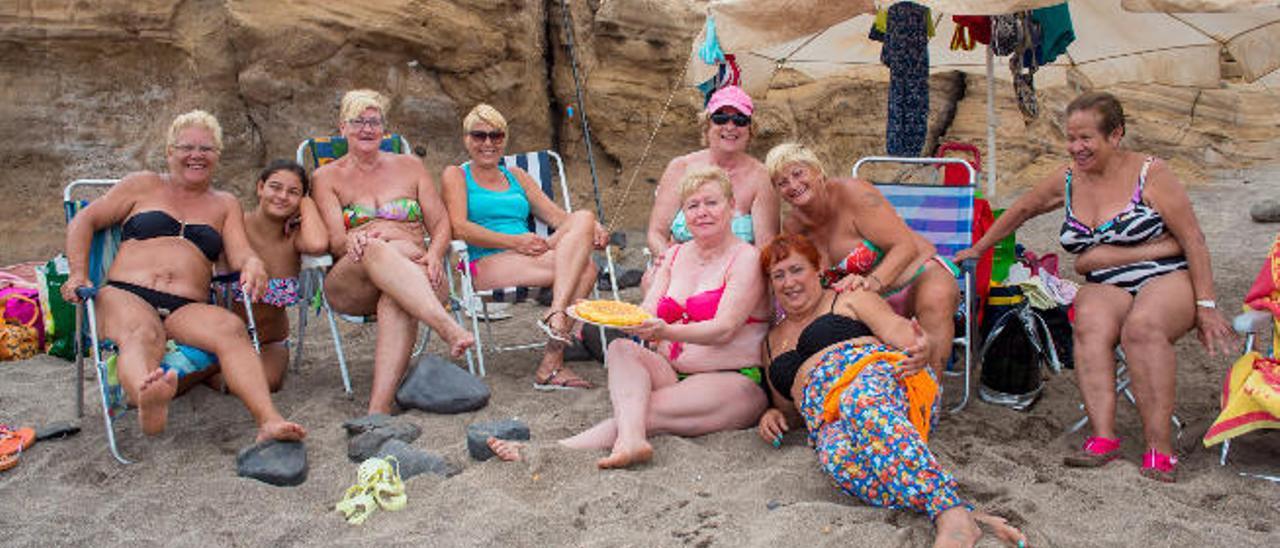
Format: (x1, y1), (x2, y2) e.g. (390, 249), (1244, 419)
(710, 112), (751, 127)
(468, 130), (506, 143)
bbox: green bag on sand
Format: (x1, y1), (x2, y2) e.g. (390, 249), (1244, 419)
(37, 255), (75, 361)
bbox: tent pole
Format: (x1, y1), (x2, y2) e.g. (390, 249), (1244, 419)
(558, 0), (606, 223)
(985, 42), (997, 197)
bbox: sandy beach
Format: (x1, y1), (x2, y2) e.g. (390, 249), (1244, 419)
(1, 171), (1278, 547)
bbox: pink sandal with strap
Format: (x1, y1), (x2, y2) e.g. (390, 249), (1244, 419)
(1063, 436), (1121, 468)
(1140, 448), (1178, 483)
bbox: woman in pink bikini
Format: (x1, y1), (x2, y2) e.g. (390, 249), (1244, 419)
(550, 165), (770, 468)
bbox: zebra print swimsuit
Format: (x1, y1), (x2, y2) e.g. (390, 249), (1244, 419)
(1059, 157), (1187, 294)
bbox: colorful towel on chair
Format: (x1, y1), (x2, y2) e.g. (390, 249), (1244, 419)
(1244, 233), (1280, 317)
(1204, 351), (1280, 447)
(100, 340), (218, 417)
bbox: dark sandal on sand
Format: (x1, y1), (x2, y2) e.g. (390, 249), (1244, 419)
(1063, 436), (1121, 468)
(533, 368), (592, 391)
(537, 310), (575, 344)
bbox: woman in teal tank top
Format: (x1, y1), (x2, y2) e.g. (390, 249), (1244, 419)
(441, 104), (610, 391)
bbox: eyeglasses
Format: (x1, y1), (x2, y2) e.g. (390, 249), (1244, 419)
(468, 130), (506, 143)
(346, 117), (384, 129)
(710, 112), (751, 127)
(172, 144), (219, 155)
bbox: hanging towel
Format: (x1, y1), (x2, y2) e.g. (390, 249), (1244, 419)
(698, 15), (726, 65)
(883, 1), (929, 157)
(1031, 3), (1074, 65)
(952, 15), (991, 45)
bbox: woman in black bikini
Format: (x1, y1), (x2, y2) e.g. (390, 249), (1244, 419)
(759, 233), (1026, 548)
(63, 110), (305, 445)
(957, 91), (1234, 482)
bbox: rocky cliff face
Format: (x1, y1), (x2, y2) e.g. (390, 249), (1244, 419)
(2, 0), (1277, 261)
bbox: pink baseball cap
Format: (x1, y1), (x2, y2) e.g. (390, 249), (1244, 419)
(705, 85), (754, 117)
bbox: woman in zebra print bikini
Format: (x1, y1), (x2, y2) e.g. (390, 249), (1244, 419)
(957, 91), (1234, 483)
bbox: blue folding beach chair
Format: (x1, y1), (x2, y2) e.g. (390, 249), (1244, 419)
(852, 156), (979, 413)
(64, 179), (258, 464)
(451, 150), (620, 377)
(295, 134), (475, 386)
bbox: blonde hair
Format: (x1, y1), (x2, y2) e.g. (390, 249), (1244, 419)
(765, 142), (826, 181)
(166, 110), (223, 151)
(679, 165), (734, 203)
(339, 89), (389, 124)
(462, 103), (508, 133)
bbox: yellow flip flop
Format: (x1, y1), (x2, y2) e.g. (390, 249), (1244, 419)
(335, 456), (407, 525)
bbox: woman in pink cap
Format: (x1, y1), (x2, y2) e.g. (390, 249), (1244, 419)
(645, 85), (779, 268)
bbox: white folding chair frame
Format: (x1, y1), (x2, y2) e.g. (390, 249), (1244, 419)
(1218, 309), (1279, 482)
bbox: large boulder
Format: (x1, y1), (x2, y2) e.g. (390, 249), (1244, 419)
(395, 354), (490, 414)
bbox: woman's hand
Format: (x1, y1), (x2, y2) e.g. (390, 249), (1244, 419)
(513, 233), (550, 256)
(240, 257), (269, 303)
(832, 272), (883, 294)
(757, 408), (790, 447)
(416, 252), (445, 289)
(896, 319), (930, 378)
(1195, 307), (1237, 356)
(621, 317), (666, 342)
(954, 246), (980, 264)
(345, 230), (381, 262)
(592, 221), (610, 250)
(61, 273), (91, 304)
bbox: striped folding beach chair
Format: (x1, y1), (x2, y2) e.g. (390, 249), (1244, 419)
(853, 156), (979, 413)
(64, 179), (257, 464)
(451, 150), (620, 377)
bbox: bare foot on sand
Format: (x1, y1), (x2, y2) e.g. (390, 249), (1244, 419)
(138, 369), (179, 435)
(444, 327), (475, 359)
(487, 437), (525, 462)
(256, 419), (307, 443)
(597, 438), (653, 469)
(934, 507), (1027, 548)
(973, 511), (1027, 547)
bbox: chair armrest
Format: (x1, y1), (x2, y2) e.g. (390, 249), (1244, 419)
(958, 258), (978, 275)
(301, 254), (333, 270)
(1234, 309), (1273, 335)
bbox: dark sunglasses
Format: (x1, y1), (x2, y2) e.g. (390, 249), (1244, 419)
(468, 130), (506, 143)
(710, 112), (751, 127)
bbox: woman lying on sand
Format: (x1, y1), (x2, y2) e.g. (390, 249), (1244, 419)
(757, 233), (1026, 548)
(488, 166), (771, 468)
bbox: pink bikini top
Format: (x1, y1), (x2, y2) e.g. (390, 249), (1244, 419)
(655, 245), (764, 360)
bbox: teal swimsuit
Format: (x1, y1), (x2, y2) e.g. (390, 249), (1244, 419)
(463, 163), (530, 261)
(670, 210), (755, 243)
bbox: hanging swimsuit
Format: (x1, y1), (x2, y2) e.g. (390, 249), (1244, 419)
(670, 210), (755, 244)
(1059, 157), (1188, 295)
(765, 294), (875, 400)
(108, 210), (225, 316)
(654, 244), (768, 378)
(342, 197), (423, 229)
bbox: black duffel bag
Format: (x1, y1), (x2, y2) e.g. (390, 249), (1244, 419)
(977, 284), (1063, 411)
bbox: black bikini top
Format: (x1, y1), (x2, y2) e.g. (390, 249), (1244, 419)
(767, 295), (874, 400)
(121, 210), (224, 262)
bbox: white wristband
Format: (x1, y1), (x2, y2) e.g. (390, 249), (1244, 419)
(1195, 299), (1216, 309)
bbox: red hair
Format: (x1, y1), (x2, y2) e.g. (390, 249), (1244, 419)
(759, 233), (821, 275)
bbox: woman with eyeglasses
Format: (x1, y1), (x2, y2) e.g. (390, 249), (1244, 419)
(62, 110), (306, 444)
(312, 89), (476, 417)
(646, 85), (779, 268)
(441, 104), (608, 390)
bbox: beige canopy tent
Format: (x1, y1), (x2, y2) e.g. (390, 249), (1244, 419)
(688, 0), (1280, 194)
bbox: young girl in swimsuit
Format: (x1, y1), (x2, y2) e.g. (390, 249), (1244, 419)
(220, 160), (328, 391)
